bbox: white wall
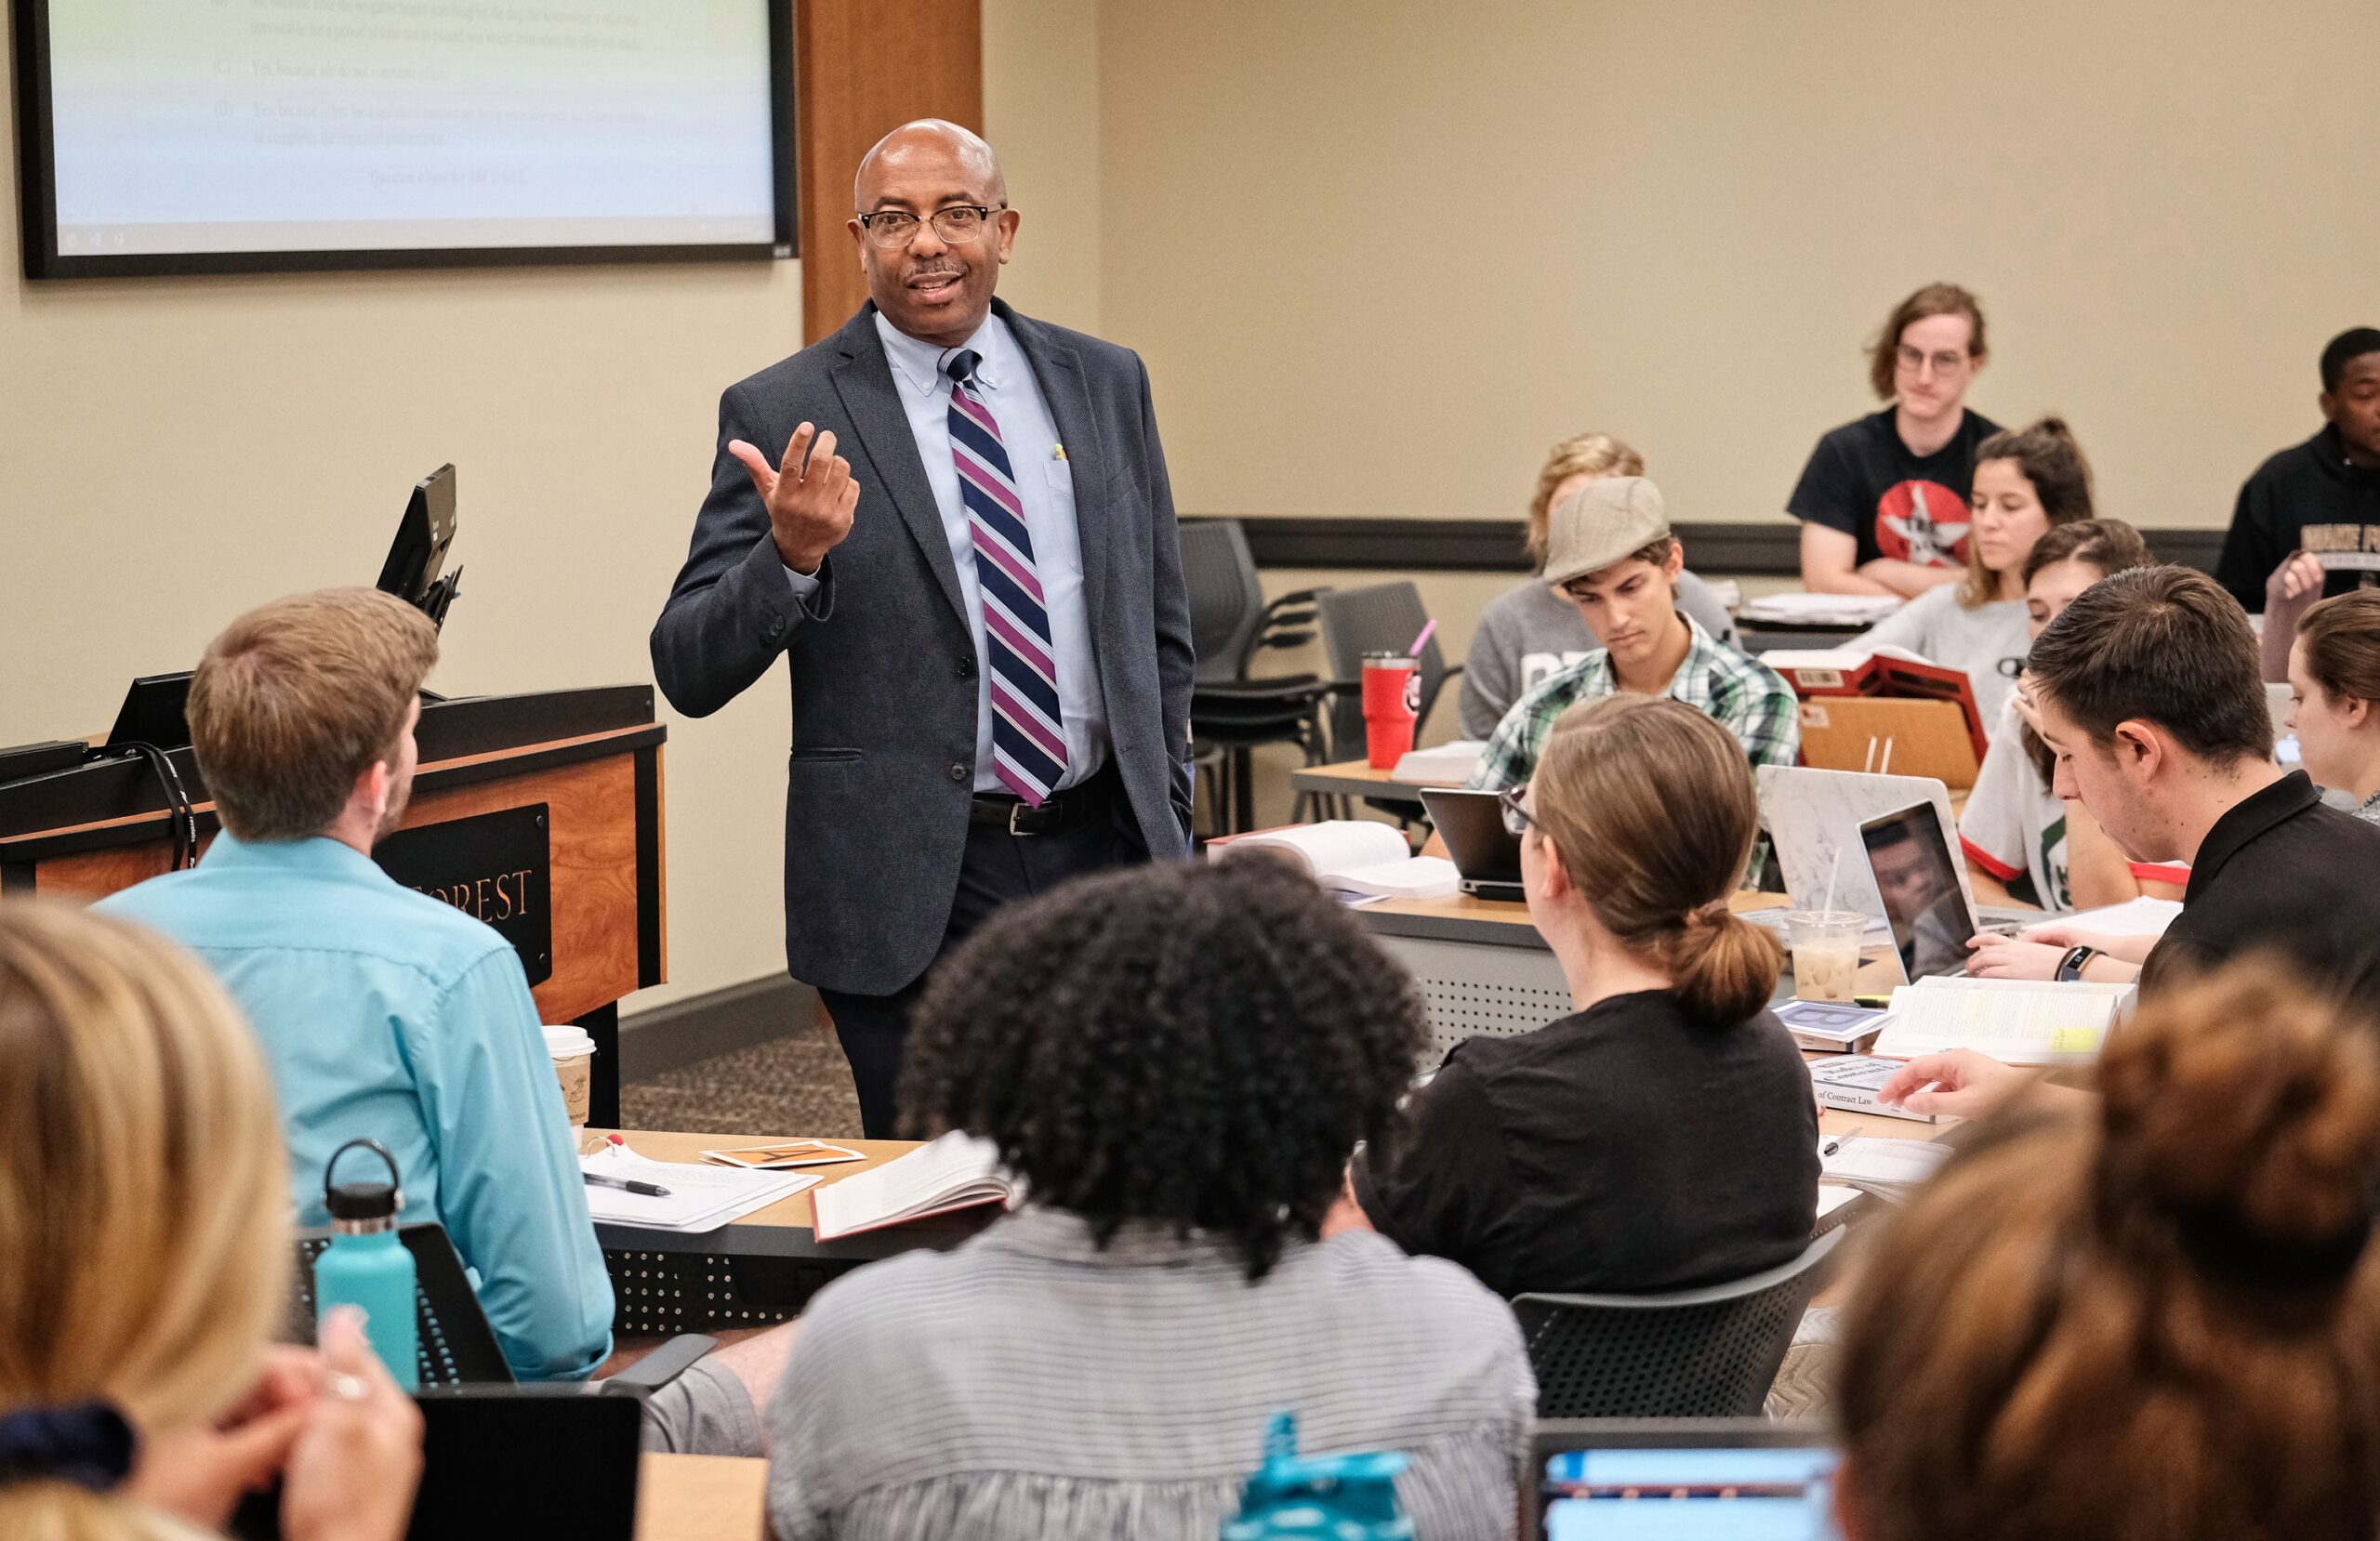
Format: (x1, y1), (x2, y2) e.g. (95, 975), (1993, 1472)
(1095, 0), (2380, 533)
(0, 41), (801, 1011)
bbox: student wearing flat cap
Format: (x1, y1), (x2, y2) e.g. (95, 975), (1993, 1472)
(1466, 477), (1798, 792)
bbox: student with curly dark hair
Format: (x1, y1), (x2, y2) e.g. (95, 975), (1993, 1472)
(1350, 694), (1819, 1298)
(760, 859), (1533, 1541)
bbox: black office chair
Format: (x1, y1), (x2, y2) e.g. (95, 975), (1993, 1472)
(1315, 582), (1460, 820)
(1511, 1227), (1846, 1418)
(1180, 520), (1333, 834)
(289, 1223), (710, 1392)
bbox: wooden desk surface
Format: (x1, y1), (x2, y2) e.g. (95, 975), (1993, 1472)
(637, 1454), (765, 1541)
(590, 1130), (924, 1231)
(1287, 758), (1441, 803)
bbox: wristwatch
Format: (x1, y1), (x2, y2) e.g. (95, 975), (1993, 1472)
(2056, 945), (2098, 983)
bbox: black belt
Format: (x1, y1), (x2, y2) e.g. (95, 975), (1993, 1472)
(970, 774), (1108, 836)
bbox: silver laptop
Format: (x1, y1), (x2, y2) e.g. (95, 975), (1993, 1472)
(1417, 787), (1524, 902)
(1858, 801), (2022, 983)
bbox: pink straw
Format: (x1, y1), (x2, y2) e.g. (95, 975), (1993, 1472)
(1406, 618), (1437, 658)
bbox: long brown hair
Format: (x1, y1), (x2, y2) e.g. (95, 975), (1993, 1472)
(1837, 956), (2380, 1541)
(1958, 417), (2096, 608)
(2297, 590), (2380, 706)
(1524, 433), (1645, 570)
(1528, 695), (1779, 1022)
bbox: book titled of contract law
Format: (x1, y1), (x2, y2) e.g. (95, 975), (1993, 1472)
(1809, 1055), (1939, 1125)
(809, 1132), (1021, 1241)
(1207, 821), (1460, 902)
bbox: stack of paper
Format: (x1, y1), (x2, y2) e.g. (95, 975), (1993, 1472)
(2055, 896), (2183, 938)
(580, 1147), (820, 1233)
(1820, 1134), (1952, 1202)
(1738, 591), (1905, 627)
(1389, 740), (1485, 784)
(1871, 977), (2135, 1065)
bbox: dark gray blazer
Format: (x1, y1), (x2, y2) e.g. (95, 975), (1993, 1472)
(650, 301), (1195, 996)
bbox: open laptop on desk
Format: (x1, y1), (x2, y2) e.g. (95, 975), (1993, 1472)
(1417, 786), (1523, 902)
(1860, 802), (2027, 983)
(1527, 1419), (1840, 1539)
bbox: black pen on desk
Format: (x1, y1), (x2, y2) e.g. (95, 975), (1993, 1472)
(586, 1171), (671, 1198)
(1819, 1137), (1842, 1157)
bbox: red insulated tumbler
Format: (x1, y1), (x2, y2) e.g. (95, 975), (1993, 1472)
(1361, 652), (1421, 770)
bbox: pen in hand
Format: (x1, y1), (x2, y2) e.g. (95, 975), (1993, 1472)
(585, 1171), (671, 1197)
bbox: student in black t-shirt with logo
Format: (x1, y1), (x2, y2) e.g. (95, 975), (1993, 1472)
(1789, 283), (2003, 598)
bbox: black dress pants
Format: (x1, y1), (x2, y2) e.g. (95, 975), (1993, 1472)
(817, 770), (1141, 1138)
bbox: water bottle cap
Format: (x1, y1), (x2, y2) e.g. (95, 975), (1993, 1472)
(323, 1139), (403, 1223)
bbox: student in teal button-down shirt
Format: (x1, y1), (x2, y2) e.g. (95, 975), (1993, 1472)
(99, 589), (612, 1383)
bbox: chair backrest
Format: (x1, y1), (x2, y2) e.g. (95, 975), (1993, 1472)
(1512, 1226), (1846, 1418)
(289, 1222), (516, 1385)
(1179, 520), (1268, 684)
(1317, 583), (1450, 750)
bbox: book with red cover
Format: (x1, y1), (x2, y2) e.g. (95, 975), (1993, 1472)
(1763, 647), (1990, 763)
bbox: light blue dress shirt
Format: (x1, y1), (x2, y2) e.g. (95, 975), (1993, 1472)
(786, 310), (1106, 792)
(98, 834), (614, 1382)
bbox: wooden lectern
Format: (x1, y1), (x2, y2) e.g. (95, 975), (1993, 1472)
(0, 686), (666, 1126)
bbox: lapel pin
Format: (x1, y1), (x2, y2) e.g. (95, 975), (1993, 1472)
(1052, 442), (1067, 462)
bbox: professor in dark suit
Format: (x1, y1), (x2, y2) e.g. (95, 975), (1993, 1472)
(652, 121), (1194, 1137)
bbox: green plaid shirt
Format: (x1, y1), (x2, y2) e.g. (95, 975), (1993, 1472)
(1465, 612), (1801, 792)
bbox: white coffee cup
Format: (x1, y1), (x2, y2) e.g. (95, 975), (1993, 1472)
(542, 1024), (597, 1127)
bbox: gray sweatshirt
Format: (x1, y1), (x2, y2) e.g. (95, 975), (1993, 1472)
(1458, 571), (1737, 739)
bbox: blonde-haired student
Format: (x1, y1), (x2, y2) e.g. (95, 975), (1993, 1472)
(0, 902), (419, 1541)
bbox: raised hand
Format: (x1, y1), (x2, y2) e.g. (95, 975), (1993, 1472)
(730, 422), (861, 575)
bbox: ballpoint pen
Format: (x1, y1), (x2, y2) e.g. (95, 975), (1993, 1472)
(585, 1171), (671, 1197)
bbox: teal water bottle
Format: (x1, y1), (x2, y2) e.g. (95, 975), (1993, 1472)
(1222, 1411), (1412, 1540)
(312, 1139), (418, 1391)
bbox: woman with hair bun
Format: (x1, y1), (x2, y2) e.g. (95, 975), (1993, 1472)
(1347, 694), (1818, 1297)
(1854, 416), (2098, 721)
(1836, 956), (2380, 1541)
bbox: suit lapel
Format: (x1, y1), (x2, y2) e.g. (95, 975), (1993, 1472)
(828, 305), (968, 624)
(1002, 300), (1112, 635)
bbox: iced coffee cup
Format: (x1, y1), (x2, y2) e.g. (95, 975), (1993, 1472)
(1784, 911), (1866, 1003)
(542, 1023), (596, 1126)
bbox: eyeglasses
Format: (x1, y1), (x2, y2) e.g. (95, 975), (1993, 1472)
(1499, 783), (1537, 837)
(854, 204), (1003, 249)
(1895, 345), (1971, 377)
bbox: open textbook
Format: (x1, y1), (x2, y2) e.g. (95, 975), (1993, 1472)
(1210, 821), (1459, 901)
(1871, 976), (2135, 1065)
(810, 1132), (1020, 1241)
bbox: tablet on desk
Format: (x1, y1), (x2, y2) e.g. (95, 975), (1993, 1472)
(230, 1385), (644, 1541)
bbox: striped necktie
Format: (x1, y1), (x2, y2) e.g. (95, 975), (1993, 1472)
(946, 348), (1067, 805)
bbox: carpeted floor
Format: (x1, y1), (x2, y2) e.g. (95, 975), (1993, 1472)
(619, 1023), (865, 1139)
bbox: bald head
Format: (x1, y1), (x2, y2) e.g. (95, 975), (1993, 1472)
(847, 119), (1018, 348)
(854, 119), (1007, 209)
